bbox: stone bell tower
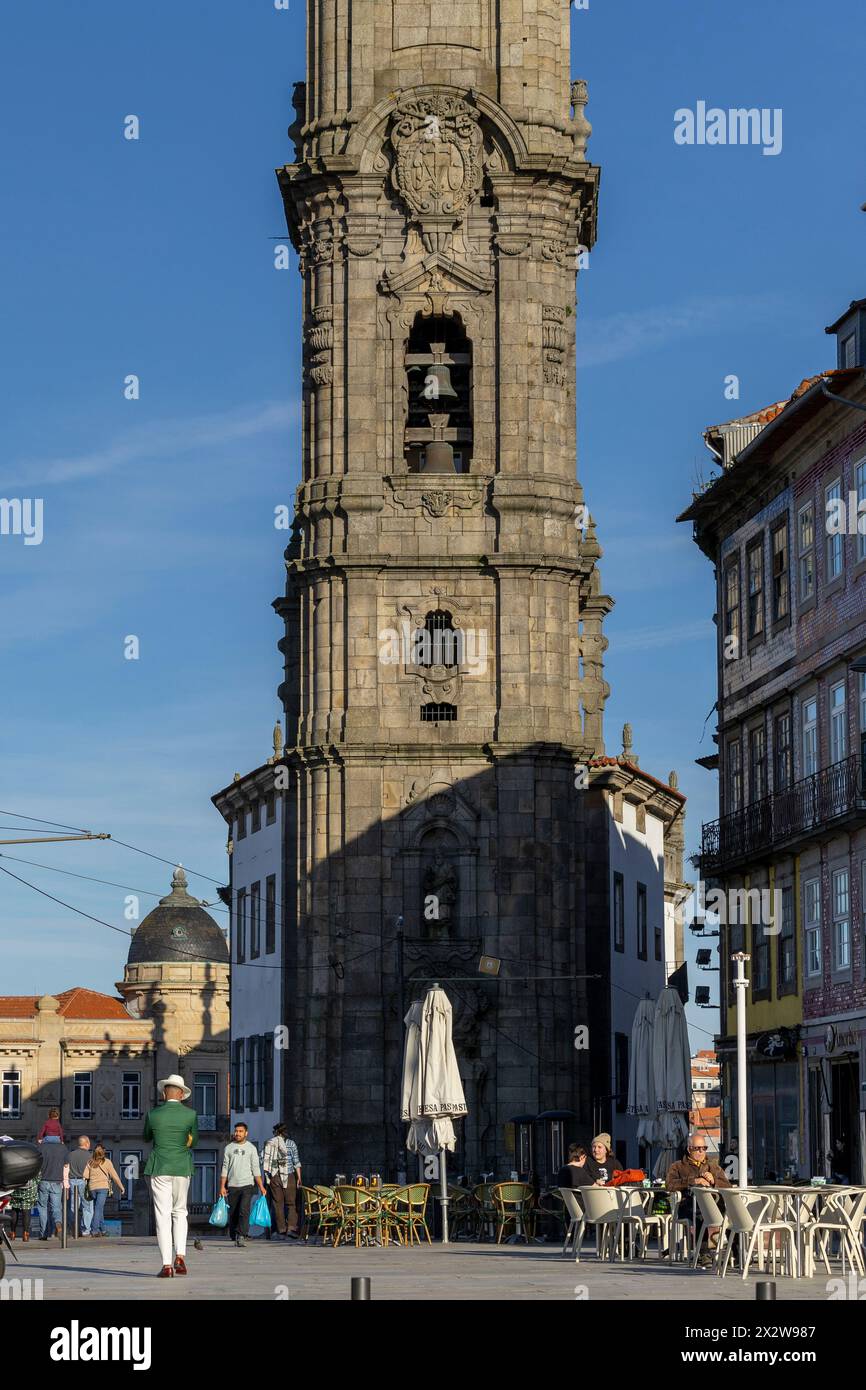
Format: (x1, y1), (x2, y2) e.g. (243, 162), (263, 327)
(275, 1), (611, 1177)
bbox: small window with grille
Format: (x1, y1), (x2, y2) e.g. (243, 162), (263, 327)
(416, 611), (462, 668)
(420, 703), (457, 723)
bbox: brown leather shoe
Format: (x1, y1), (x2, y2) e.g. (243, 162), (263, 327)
(158, 1265), (174, 1278)
(173, 1256), (188, 1276)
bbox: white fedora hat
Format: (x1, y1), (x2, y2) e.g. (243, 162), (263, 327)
(157, 1073), (191, 1101)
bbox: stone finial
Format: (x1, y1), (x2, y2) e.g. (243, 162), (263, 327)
(36, 994), (60, 1013)
(621, 723), (638, 765)
(669, 770), (679, 790)
(582, 516), (601, 561)
(273, 720), (284, 759)
(570, 79), (592, 159)
(233, 772), (241, 782)
(158, 865), (197, 908)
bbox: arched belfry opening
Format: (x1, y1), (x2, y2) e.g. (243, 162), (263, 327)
(404, 311), (473, 473)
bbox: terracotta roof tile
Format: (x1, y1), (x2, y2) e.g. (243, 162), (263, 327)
(707, 369), (852, 436)
(0, 988), (129, 1021)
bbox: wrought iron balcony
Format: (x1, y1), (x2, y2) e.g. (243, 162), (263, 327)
(701, 754), (866, 873)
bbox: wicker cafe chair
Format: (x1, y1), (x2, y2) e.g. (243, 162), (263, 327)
(472, 1183), (498, 1241)
(313, 1185), (341, 1246)
(387, 1184), (432, 1246)
(491, 1182), (535, 1244)
(446, 1186), (477, 1240)
(299, 1185), (321, 1243)
(332, 1185), (383, 1248)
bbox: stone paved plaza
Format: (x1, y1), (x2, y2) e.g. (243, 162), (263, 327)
(7, 1235), (837, 1301)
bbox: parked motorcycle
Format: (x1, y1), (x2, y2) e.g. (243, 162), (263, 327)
(0, 1143), (43, 1281)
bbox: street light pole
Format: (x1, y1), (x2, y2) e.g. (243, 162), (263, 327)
(732, 952), (750, 1188)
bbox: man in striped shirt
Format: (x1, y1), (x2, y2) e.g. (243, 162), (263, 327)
(262, 1122), (302, 1239)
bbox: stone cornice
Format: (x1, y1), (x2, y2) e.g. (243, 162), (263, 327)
(589, 762), (686, 821)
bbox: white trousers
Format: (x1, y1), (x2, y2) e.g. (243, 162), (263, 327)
(149, 1176), (190, 1265)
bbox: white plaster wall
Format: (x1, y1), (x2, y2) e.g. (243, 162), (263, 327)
(230, 801), (283, 1152)
(608, 802), (668, 1167)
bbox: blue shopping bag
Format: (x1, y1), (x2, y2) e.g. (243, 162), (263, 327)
(250, 1194), (271, 1230)
(208, 1195), (229, 1228)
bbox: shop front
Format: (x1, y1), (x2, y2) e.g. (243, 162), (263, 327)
(801, 1017), (866, 1184)
(719, 1027), (801, 1181)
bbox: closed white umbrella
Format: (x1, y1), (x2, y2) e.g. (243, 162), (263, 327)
(652, 987), (691, 1178)
(627, 998), (658, 1147)
(400, 986), (467, 1242)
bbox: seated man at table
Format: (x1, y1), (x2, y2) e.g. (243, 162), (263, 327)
(666, 1134), (730, 1266)
(557, 1144), (595, 1188)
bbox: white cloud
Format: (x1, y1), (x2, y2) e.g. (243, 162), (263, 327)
(575, 292), (785, 368)
(7, 400), (298, 487)
(611, 619), (712, 653)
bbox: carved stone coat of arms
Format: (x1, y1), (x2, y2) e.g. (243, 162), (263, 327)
(390, 94), (483, 221)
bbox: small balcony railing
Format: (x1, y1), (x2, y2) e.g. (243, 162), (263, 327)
(701, 754), (866, 872)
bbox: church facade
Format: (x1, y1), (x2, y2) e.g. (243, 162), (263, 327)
(215, 2), (687, 1181)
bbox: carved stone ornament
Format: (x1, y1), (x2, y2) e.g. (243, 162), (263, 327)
(388, 481), (484, 517)
(541, 240), (569, 265)
(421, 490), (454, 518)
(542, 304), (568, 387)
(305, 305), (333, 390)
(495, 236), (531, 257)
(390, 93), (483, 221)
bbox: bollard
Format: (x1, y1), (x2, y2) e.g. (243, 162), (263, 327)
(351, 1277), (371, 1300)
(61, 1186), (68, 1250)
(756, 1281), (776, 1301)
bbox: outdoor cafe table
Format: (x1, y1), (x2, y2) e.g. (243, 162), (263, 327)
(747, 1184), (864, 1278)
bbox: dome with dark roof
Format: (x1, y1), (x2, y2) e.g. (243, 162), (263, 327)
(127, 866), (229, 966)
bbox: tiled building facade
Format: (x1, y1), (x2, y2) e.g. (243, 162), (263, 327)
(681, 298), (866, 1183)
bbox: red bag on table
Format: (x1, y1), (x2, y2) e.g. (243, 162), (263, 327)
(607, 1169), (646, 1186)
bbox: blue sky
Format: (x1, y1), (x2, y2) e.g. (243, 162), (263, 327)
(1, 2), (864, 1058)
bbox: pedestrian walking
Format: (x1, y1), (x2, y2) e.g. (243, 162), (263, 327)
(83, 1145), (125, 1236)
(67, 1136), (94, 1234)
(143, 1073), (198, 1279)
(36, 1137), (69, 1239)
(220, 1122), (266, 1248)
(262, 1122), (303, 1239)
(8, 1176), (38, 1242)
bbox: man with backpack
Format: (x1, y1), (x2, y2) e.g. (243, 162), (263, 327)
(262, 1122), (302, 1240)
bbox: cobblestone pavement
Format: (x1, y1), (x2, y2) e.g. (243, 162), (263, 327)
(4, 1235), (839, 1300)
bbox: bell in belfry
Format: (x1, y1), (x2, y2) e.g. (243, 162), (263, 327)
(423, 440), (455, 473)
(420, 345), (458, 403)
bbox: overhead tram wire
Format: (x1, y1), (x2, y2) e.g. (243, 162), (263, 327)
(0, 810), (91, 833)
(0, 852), (228, 913)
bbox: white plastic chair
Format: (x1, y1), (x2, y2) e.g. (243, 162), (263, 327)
(558, 1187), (585, 1257)
(803, 1188), (866, 1277)
(718, 1189), (797, 1279)
(664, 1189), (693, 1262)
(574, 1187), (620, 1262)
(691, 1187), (727, 1269)
(610, 1187), (672, 1261)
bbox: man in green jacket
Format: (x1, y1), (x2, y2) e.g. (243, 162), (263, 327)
(143, 1073), (198, 1278)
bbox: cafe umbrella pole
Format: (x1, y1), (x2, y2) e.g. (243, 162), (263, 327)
(732, 952), (750, 1189)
